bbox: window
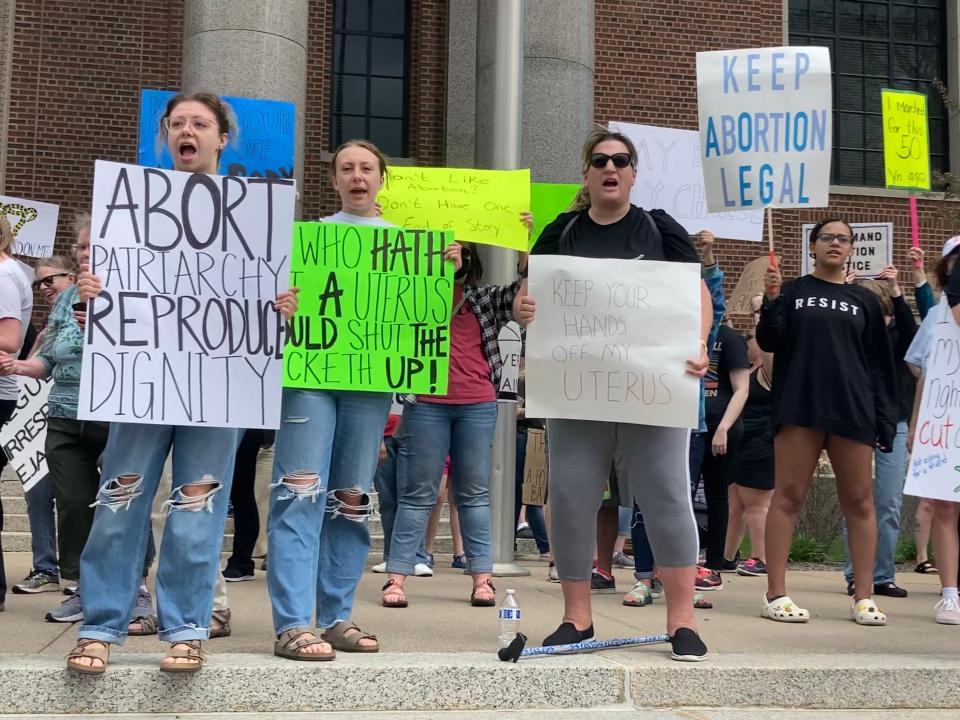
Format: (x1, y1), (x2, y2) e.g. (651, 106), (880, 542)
(789, 0), (949, 187)
(331, 0), (409, 157)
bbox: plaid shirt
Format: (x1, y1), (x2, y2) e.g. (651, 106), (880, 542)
(463, 280), (521, 386)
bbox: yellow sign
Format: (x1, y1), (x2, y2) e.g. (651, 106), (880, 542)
(378, 167), (531, 251)
(881, 89), (930, 191)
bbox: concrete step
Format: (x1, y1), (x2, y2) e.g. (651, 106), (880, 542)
(2, 496), (27, 515)
(0, 712), (951, 720)
(0, 652), (957, 714)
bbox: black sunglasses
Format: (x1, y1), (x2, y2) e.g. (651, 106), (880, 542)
(33, 272), (70, 289)
(589, 152), (632, 169)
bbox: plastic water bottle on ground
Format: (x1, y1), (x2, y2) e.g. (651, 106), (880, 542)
(497, 588), (521, 649)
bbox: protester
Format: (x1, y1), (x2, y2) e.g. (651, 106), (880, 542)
(514, 128), (712, 662)
(840, 268), (916, 598)
(759, 218), (898, 626)
(65, 92), (299, 674)
(0, 217), (34, 613)
(223, 430), (275, 582)
(723, 297), (774, 577)
(268, 139), (402, 661)
(906, 235), (960, 623)
(9, 259), (72, 594)
(383, 227), (531, 609)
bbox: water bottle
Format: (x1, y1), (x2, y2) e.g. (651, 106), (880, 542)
(497, 589), (521, 648)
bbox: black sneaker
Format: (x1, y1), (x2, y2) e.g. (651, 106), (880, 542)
(223, 566), (255, 582)
(721, 552), (741, 572)
(669, 627), (708, 662)
(846, 580), (855, 596)
(874, 581), (908, 598)
(591, 569), (616, 593)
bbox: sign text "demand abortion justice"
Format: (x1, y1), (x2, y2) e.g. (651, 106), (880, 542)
(79, 161), (295, 429)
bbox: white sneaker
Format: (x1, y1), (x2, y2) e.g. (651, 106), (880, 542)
(547, 563), (560, 583)
(414, 563), (434, 577)
(371, 562), (387, 574)
(935, 596), (960, 625)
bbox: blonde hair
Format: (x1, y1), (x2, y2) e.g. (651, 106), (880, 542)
(0, 217), (13, 256)
(569, 127), (639, 211)
(858, 279), (894, 317)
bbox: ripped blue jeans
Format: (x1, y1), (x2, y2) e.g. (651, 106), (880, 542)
(267, 388), (391, 634)
(77, 423), (240, 644)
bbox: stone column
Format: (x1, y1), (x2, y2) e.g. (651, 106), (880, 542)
(182, 0), (309, 214)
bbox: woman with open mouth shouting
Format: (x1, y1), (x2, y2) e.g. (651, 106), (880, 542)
(66, 92), (299, 675)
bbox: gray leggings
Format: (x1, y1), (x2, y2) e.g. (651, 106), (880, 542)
(547, 419), (698, 581)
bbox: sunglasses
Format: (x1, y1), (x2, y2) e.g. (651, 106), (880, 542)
(589, 152), (632, 169)
(33, 272), (70, 290)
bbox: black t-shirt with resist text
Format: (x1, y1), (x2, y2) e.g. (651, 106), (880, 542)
(704, 324), (750, 428)
(530, 206), (700, 263)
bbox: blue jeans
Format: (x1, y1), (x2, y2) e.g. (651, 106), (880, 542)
(25, 473), (59, 576)
(267, 388), (391, 633)
(514, 427), (550, 554)
(843, 421), (908, 584)
(388, 401), (498, 575)
(374, 435), (430, 564)
(78, 423), (241, 644)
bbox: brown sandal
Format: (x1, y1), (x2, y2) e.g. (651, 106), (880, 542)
(381, 579), (408, 608)
(274, 627), (336, 661)
(471, 579), (496, 607)
(67, 639), (109, 675)
(160, 641), (206, 673)
(322, 620), (379, 653)
(127, 614), (158, 636)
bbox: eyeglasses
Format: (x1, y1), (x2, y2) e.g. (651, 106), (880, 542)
(589, 153), (632, 169)
(816, 233), (854, 245)
(162, 116), (216, 133)
(33, 273), (70, 290)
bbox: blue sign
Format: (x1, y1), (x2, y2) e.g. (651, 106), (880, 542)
(138, 89), (295, 179)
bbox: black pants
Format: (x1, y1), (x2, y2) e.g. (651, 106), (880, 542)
(697, 422), (743, 570)
(225, 429), (272, 575)
(0, 398), (17, 603)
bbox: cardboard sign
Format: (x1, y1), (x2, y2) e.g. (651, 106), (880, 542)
(78, 160), (296, 429)
(530, 183), (579, 249)
(608, 122), (764, 242)
(283, 223), (454, 394)
(525, 256), (701, 428)
(0, 377), (53, 493)
(138, 89), (296, 180)
(1, 194), (60, 258)
(521, 428), (548, 506)
(801, 223), (893, 279)
(696, 47), (832, 211)
(378, 167), (532, 251)
(906, 298), (960, 501)
(728, 255), (779, 316)
(497, 321), (522, 402)
(881, 89), (931, 192)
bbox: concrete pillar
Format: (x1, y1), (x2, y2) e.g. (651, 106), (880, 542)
(475, 0), (594, 183)
(182, 0), (308, 214)
(0, 0), (15, 190)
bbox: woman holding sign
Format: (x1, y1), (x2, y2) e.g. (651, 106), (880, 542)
(66, 93), (299, 674)
(513, 128), (714, 662)
(759, 218), (898, 626)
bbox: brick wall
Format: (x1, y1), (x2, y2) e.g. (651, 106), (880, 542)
(302, 0), (448, 221)
(0, 0), (14, 190)
(594, 0), (952, 318)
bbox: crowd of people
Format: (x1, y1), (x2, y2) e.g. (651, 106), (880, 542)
(0, 92), (957, 674)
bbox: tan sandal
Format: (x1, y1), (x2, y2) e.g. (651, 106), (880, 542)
(160, 641), (206, 673)
(127, 615), (158, 636)
(67, 639), (109, 675)
(274, 627), (336, 661)
(322, 620), (379, 653)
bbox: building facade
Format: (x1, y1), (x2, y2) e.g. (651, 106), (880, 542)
(1, 0), (956, 311)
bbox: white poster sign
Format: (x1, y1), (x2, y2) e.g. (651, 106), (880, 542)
(801, 223), (893, 279)
(696, 46), (832, 211)
(78, 160), (296, 429)
(1, 194), (60, 258)
(907, 298), (960, 502)
(0, 377), (53, 493)
(497, 321), (522, 402)
(525, 256), (701, 428)
(609, 121), (763, 242)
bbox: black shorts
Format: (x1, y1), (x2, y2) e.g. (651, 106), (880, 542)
(733, 443), (774, 491)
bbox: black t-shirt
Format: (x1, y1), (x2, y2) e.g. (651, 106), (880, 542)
(757, 275), (899, 450)
(704, 324), (750, 428)
(530, 205), (700, 263)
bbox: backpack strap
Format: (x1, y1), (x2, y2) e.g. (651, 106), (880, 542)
(557, 213), (580, 254)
